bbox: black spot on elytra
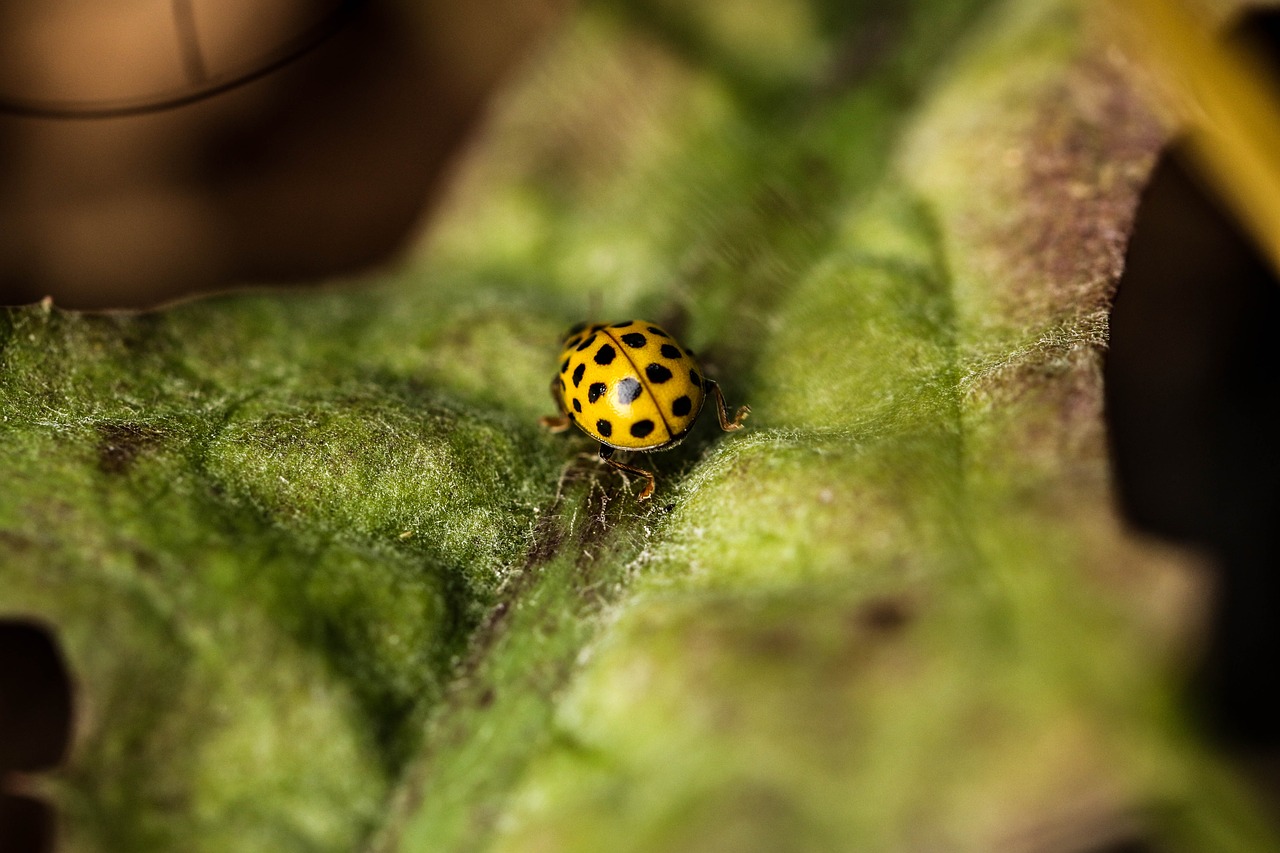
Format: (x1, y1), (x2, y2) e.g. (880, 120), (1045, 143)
(647, 326), (669, 337)
(576, 334), (597, 351)
(621, 332), (647, 348)
(645, 363), (673, 384)
(96, 422), (165, 475)
(630, 419), (655, 438)
(617, 377), (642, 404)
(689, 369), (702, 388)
(572, 363), (585, 387)
(596, 419), (613, 437)
(560, 358), (569, 374)
(565, 336), (582, 350)
(660, 343), (681, 360)
(610, 320), (634, 328)
(672, 395), (692, 417)
(572, 398), (582, 412)
(588, 382), (607, 404)
(594, 344), (616, 365)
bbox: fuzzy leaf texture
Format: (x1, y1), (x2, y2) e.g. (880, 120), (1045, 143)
(3, 1), (1278, 851)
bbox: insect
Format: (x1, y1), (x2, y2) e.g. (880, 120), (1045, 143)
(540, 320), (749, 500)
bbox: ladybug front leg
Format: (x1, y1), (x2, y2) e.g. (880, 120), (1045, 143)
(705, 379), (750, 431)
(598, 445), (656, 501)
(539, 377), (572, 432)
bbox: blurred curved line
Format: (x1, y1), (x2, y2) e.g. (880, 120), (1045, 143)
(171, 0), (210, 84)
(0, 0), (360, 120)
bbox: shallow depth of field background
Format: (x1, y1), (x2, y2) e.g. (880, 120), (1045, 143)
(4, 2), (1280, 852)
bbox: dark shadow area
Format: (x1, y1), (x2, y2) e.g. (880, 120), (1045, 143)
(0, 620), (73, 853)
(0, 797), (53, 853)
(1234, 6), (1280, 84)
(1107, 4), (1280, 777)
(1105, 145), (1280, 747)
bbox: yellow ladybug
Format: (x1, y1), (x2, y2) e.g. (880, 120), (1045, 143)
(540, 320), (749, 500)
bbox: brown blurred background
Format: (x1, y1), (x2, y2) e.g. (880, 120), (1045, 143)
(0, 0), (564, 308)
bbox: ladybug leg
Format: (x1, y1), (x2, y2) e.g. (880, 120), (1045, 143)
(598, 445), (656, 501)
(539, 378), (572, 432)
(705, 379), (750, 431)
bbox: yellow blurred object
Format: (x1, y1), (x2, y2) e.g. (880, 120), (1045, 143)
(1117, 0), (1280, 277)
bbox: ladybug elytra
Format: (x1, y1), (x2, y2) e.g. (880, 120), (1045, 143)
(540, 320), (749, 500)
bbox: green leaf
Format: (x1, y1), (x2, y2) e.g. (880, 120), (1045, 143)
(3, 1), (1277, 851)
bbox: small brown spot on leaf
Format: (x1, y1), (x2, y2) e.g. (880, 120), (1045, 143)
(745, 626), (804, 659)
(0, 531), (35, 553)
(854, 597), (913, 633)
(96, 422), (165, 474)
